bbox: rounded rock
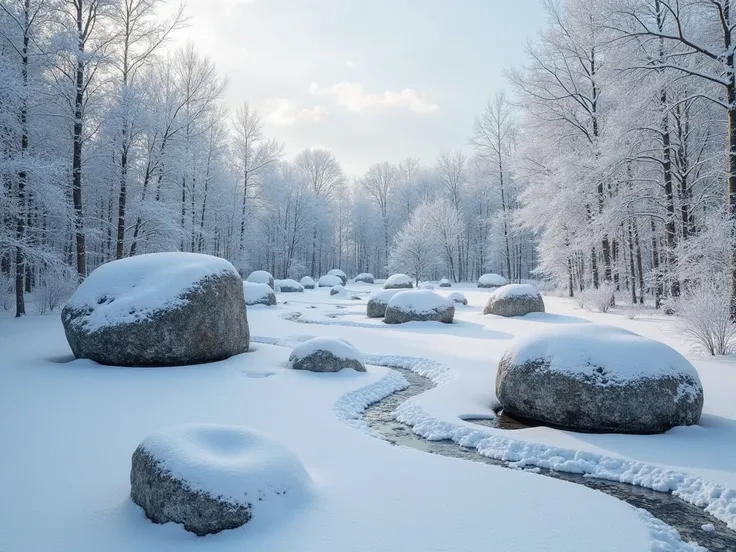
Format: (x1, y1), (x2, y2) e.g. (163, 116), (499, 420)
(483, 284), (544, 317)
(246, 270), (275, 290)
(478, 273), (507, 288)
(299, 276), (315, 290)
(130, 424), (310, 536)
(289, 337), (366, 372)
(354, 273), (375, 284)
(318, 274), (343, 288)
(327, 269), (347, 285)
(384, 290), (455, 324)
(366, 289), (400, 318)
(439, 278), (452, 288)
(383, 274), (413, 290)
(496, 324), (704, 434)
(448, 292), (467, 305)
(276, 279), (304, 293)
(243, 281), (276, 306)
(62, 253), (249, 367)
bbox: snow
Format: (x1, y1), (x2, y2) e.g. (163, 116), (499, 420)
(701, 523), (715, 533)
(383, 273), (412, 288)
(419, 282), (435, 290)
(138, 424), (311, 505)
(354, 273), (374, 282)
(327, 269), (346, 280)
(1, 285), (733, 551)
(368, 289), (400, 302)
(386, 290), (452, 313)
(300, 276), (315, 287)
(478, 273), (507, 286)
(318, 274), (342, 287)
(491, 283), (540, 299)
(505, 323), (701, 384)
(440, 278), (450, 285)
(448, 292), (467, 304)
(246, 270), (273, 286)
(330, 284), (346, 295)
(243, 281), (274, 304)
(275, 279), (303, 291)
(64, 252), (239, 332)
(289, 337), (364, 363)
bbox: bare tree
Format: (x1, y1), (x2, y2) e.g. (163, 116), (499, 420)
(361, 161), (396, 276)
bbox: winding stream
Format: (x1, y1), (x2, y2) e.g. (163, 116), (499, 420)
(364, 367), (736, 551)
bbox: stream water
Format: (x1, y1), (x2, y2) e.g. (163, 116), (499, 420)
(363, 367), (736, 551)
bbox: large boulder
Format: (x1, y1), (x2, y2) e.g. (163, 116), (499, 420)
(130, 424), (310, 536)
(300, 276), (315, 290)
(483, 284), (544, 317)
(318, 274), (343, 287)
(329, 284), (346, 296)
(439, 278), (451, 288)
(243, 281), (276, 306)
(354, 272), (375, 284)
(276, 278), (304, 293)
(327, 269), (347, 285)
(384, 290), (455, 324)
(478, 273), (507, 288)
(496, 324), (704, 434)
(448, 291), (467, 305)
(246, 270), (275, 290)
(62, 253), (249, 367)
(383, 273), (413, 290)
(366, 289), (400, 318)
(289, 337), (366, 372)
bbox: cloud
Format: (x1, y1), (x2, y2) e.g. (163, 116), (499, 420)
(309, 82), (438, 114)
(262, 99), (327, 126)
(345, 59), (357, 69)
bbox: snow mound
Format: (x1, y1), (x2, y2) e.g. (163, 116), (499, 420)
(243, 281), (276, 306)
(387, 290), (453, 314)
(478, 273), (507, 287)
(131, 424), (311, 535)
(383, 273), (413, 289)
(276, 279), (304, 293)
(318, 274), (343, 287)
(246, 270), (274, 289)
(290, 336), (364, 363)
(448, 292), (467, 305)
(330, 284), (346, 296)
(439, 278), (451, 287)
(419, 282), (435, 290)
(300, 276), (315, 289)
(327, 269), (347, 284)
(64, 252), (239, 332)
(491, 283), (539, 299)
(354, 272), (375, 283)
(385, 290), (455, 324)
(507, 324), (701, 384)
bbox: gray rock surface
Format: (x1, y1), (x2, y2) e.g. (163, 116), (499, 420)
(439, 279), (451, 288)
(496, 354), (704, 434)
(384, 303), (455, 324)
(289, 349), (366, 373)
(484, 290), (545, 317)
(131, 447), (251, 536)
(63, 272), (249, 367)
(299, 276), (315, 289)
(276, 279), (304, 293)
(355, 273), (375, 284)
(448, 292), (467, 305)
(366, 290), (399, 318)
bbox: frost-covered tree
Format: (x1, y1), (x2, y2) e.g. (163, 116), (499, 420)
(388, 202), (444, 285)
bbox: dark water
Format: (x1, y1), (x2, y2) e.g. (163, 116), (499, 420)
(364, 367), (736, 551)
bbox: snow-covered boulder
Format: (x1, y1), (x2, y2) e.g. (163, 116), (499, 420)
(276, 279), (304, 293)
(62, 253), (249, 367)
(327, 269), (347, 285)
(384, 290), (455, 324)
(448, 292), (467, 305)
(318, 274), (342, 287)
(289, 337), (366, 373)
(419, 282), (435, 290)
(243, 281), (276, 306)
(300, 276), (315, 290)
(483, 284), (544, 317)
(130, 424), (310, 536)
(329, 284), (346, 296)
(478, 273), (507, 288)
(366, 289), (400, 318)
(246, 270), (275, 290)
(496, 324), (704, 434)
(354, 272), (375, 284)
(383, 273), (413, 290)
(439, 278), (451, 288)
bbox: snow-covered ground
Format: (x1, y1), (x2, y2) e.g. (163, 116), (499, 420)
(1, 281), (733, 551)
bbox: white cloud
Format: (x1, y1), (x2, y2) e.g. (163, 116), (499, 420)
(309, 82), (438, 114)
(345, 59), (357, 69)
(262, 99), (327, 126)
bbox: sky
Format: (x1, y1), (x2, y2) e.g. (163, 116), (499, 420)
(168, 0), (548, 176)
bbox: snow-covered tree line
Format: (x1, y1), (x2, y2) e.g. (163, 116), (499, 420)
(510, 0), (736, 312)
(0, 0), (536, 318)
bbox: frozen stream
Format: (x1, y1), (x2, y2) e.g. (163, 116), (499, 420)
(364, 366), (736, 551)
